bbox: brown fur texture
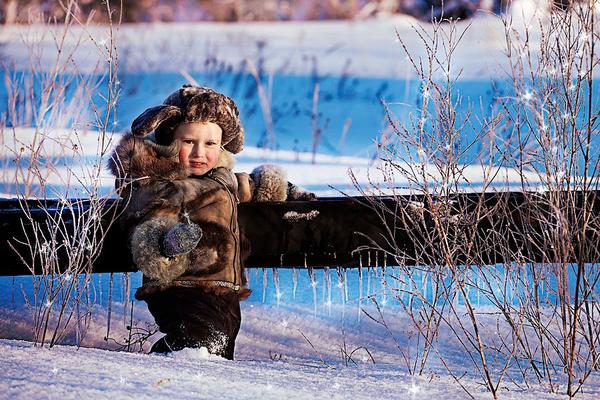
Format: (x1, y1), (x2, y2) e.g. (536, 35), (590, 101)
(249, 164), (315, 202)
(131, 216), (188, 283)
(131, 105), (181, 140)
(287, 181), (317, 200)
(107, 133), (187, 183)
(250, 164), (288, 202)
(108, 135), (314, 291)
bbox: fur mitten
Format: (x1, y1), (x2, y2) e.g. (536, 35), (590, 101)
(250, 164), (316, 202)
(250, 164), (288, 202)
(162, 222), (203, 257)
(130, 217), (189, 284)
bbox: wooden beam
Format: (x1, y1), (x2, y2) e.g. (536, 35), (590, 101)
(1, 191), (598, 276)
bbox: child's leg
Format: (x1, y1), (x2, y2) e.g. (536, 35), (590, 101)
(221, 300), (241, 359)
(144, 286), (241, 359)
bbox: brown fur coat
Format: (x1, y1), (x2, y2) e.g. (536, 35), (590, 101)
(108, 133), (306, 300)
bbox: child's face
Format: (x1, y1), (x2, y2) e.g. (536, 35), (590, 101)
(174, 121), (223, 176)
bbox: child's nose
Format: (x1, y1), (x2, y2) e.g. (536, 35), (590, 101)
(191, 144), (206, 159)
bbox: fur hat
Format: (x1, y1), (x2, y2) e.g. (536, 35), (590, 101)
(130, 84), (244, 154)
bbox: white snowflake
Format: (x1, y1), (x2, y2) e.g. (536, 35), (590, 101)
(520, 90), (533, 102)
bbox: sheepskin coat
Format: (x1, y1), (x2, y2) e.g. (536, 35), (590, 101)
(108, 133), (292, 299)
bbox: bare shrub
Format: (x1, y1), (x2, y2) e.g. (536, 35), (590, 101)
(2, 0), (124, 348)
(356, 4), (599, 399)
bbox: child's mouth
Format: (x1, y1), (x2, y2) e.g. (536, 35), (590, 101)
(189, 162), (206, 168)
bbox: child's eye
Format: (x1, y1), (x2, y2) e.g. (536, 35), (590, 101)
(183, 139), (194, 145)
(207, 141), (218, 146)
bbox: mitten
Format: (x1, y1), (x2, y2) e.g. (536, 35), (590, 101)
(130, 217), (188, 283)
(162, 222), (203, 258)
(250, 164), (288, 202)
(250, 164), (317, 202)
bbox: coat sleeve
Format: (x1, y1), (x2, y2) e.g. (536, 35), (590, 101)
(236, 165), (316, 203)
(235, 172), (255, 203)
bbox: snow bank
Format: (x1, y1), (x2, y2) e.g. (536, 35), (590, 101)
(2, 297), (598, 399)
(0, 338), (490, 400)
(0, 12), (547, 79)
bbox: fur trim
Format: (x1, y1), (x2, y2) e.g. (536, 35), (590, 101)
(130, 216), (188, 284)
(107, 133), (188, 181)
(206, 285), (252, 300)
(185, 220), (231, 275)
(187, 247), (219, 271)
(250, 164), (288, 202)
(134, 280), (252, 301)
(216, 150), (235, 170)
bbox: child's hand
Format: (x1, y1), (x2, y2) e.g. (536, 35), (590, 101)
(162, 222), (203, 257)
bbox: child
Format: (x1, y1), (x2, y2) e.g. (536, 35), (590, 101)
(109, 85), (313, 359)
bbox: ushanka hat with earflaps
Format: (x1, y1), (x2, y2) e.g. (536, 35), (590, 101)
(130, 84), (244, 154)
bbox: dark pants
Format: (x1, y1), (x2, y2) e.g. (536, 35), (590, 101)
(144, 286), (241, 360)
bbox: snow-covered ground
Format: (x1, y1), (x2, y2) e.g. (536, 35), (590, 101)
(3, 295), (600, 399)
(0, 336), (564, 400)
(4, 272), (600, 400)
(2, 262), (600, 398)
(4, 308), (597, 400)
(0, 337), (458, 400)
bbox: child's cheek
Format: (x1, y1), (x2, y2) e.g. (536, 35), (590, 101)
(207, 149), (221, 169)
(178, 147), (189, 165)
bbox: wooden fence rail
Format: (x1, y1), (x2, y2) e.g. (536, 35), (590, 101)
(1, 191), (598, 276)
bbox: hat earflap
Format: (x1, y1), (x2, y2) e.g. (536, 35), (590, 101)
(224, 126), (244, 154)
(131, 105), (182, 137)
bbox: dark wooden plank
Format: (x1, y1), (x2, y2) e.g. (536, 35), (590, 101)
(1, 191), (599, 276)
